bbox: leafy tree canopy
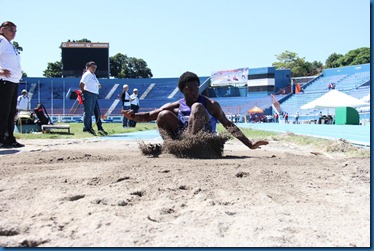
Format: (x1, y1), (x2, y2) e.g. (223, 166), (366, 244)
(272, 50), (323, 77)
(12, 41), (27, 77)
(110, 53), (153, 78)
(110, 53), (153, 79)
(273, 47), (369, 77)
(325, 53), (344, 69)
(43, 61), (63, 78)
(12, 41), (23, 53)
(334, 47), (370, 67)
(67, 38), (91, 42)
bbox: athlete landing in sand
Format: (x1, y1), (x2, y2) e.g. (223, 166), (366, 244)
(122, 71), (268, 150)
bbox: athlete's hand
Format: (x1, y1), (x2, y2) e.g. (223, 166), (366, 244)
(121, 109), (134, 119)
(249, 140), (269, 149)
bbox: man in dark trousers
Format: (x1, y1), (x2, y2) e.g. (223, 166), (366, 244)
(0, 21), (24, 148)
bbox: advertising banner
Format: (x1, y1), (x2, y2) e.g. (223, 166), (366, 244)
(61, 42), (109, 48)
(211, 68), (249, 87)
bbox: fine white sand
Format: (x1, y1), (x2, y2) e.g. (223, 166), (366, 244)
(0, 137), (370, 247)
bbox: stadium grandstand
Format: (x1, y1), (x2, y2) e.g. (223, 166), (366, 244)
(19, 63), (370, 125)
(278, 63), (370, 123)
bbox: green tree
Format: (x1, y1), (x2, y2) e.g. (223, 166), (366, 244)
(109, 53), (153, 78)
(339, 47), (370, 66)
(126, 57), (153, 78)
(12, 41), (23, 53)
(325, 53), (343, 68)
(272, 50), (323, 77)
(67, 38), (91, 42)
(325, 47), (370, 68)
(272, 50), (298, 70)
(43, 61), (62, 77)
(304, 61), (324, 76)
(12, 41), (27, 77)
(110, 53), (129, 78)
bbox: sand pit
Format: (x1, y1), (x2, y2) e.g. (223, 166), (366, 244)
(0, 136), (370, 247)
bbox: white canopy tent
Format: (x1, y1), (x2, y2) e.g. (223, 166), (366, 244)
(300, 90), (369, 110)
(360, 93), (370, 102)
(358, 94), (371, 112)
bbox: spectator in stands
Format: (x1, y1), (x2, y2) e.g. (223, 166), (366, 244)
(328, 83), (335, 90)
(229, 114), (233, 122)
(318, 111), (323, 124)
(0, 21), (24, 148)
(128, 88), (140, 127)
(295, 111), (299, 124)
(80, 61), (100, 136)
(254, 114), (259, 122)
(122, 71), (268, 150)
(326, 114), (334, 124)
(235, 114), (240, 123)
(284, 112), (289, 123)
(266, 114), (273, 123)
(274, 113), (279, 123)
(260, 115), (266, 123)
(245, 114), (250, 123)
(121, 84), (131, 127)
(17, 89), (30, 111)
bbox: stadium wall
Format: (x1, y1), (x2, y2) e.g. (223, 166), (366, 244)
(322, 63), (370, 76)
(247, 67), (291, 93)
(19, 76), (209, 114)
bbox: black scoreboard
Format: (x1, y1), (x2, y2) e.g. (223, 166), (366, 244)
(61, 42), (109, 78)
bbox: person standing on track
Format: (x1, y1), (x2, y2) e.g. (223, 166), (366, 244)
(17, 89), (30, 111)
(128, 88), (140, 128)
(80, 61), (100, 136)
(0, 21), (24, 148)
(121, 84), (131, 127)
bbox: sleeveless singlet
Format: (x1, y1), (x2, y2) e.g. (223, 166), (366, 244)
(177, 95), (217, 133)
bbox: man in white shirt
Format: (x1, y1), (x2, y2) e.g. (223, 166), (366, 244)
(0, 21), (24, 148)
(129, 88), (140, 127)
(79, 61), (100, 136)
(17, 89), (30, 111)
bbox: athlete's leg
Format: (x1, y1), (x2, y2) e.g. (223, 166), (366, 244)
(156, 110), (180, 139)
(187, 103), (210, 135)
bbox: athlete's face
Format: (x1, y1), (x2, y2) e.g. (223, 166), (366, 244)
(183, 81), (199, 103)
